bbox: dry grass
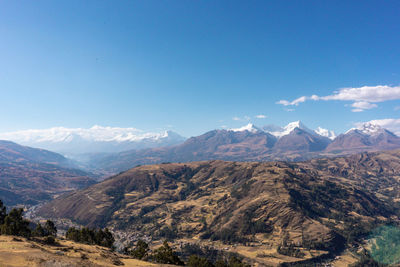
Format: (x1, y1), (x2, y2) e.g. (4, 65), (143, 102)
(0, 235), (169, 267)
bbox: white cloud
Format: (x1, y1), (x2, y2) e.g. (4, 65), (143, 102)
(276, 85), (400, 112)
(233, 116), (251, 121)
(354, 118), (400, 135)
(351, 101), (378, 112)
(321, 85), (400, 102)
(255, 114), (267, 119)
(276, 96), (308, 106)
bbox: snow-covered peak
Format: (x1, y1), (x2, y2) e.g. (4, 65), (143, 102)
(347, 122), (385, 136)
(283, 121), (308, 133)
(0, 126), (185, 143)
(266, 121), (313, 137)
(0, 126), (186, 154)
(315, 127), (336, 140)
(231, 123), (261, 133)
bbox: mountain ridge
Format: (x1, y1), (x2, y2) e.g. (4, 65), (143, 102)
(87, 121), (400, 174)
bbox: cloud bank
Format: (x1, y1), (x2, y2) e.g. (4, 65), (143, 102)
(277, 85), (400, 112)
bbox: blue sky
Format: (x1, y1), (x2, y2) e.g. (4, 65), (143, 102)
(1, 0), (400, 137)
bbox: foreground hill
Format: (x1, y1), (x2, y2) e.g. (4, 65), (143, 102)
(0, 140), (96, 206)
(0, 235), (165, 267)
(88, 121), (400, 174)
(38, 150), (400, 265)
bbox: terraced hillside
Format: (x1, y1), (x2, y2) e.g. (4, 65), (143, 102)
(38, 150), (400, 265)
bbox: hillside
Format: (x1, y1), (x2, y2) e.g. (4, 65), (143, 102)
(0, 140), (96, 206)
(0, 140), (75, 167)
(0, 235), (166, 267)
(38, 150), (400, 266)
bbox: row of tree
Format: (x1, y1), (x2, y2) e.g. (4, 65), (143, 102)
(125, 239), (250, 267)
(65, 227), (114, 248)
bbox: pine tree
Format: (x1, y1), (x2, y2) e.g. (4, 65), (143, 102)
(0, 208), (31, 237)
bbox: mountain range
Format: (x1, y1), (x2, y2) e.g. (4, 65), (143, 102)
(85, 121), (400, 174)
(0, 125), (186, 155)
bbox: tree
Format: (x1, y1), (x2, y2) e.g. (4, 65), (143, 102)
(151, 240), (184, 265)
(228, 256), (250, 267)
(0, 200), (6, 225)
(65, 227), (114, 248)
(44, 220), (57, 237)
(130, 239), (149, 260)
(187, 255), (214, 267)
(66, 227), (81, 242)
(96, 228), (114, 248)
(33, 223), (46, 237)
(0, 208), (31, 237)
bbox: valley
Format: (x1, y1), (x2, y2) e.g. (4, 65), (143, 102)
(0, 140), (96, 206)
(37, 149), (400, 266)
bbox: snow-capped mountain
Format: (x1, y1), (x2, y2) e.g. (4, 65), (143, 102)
(327, 121), (400, 152)
(231, 123), (262, 133)
(315, 127), (336, 140)
(347, 122), (388, 136)
(80, 120), (400, 174)
(0, 126), (186, 155)
(269, 121), (332, 152)
(263, 121), (316, 138)
(233, 121), (335, 140)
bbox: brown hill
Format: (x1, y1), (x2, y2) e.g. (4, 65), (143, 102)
(0, 140), (95, 206)
(38, 150), (400, 265)
(0, 235), (165, 267)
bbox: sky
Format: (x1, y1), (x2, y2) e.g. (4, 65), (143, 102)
(1, 0), (400, 137)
